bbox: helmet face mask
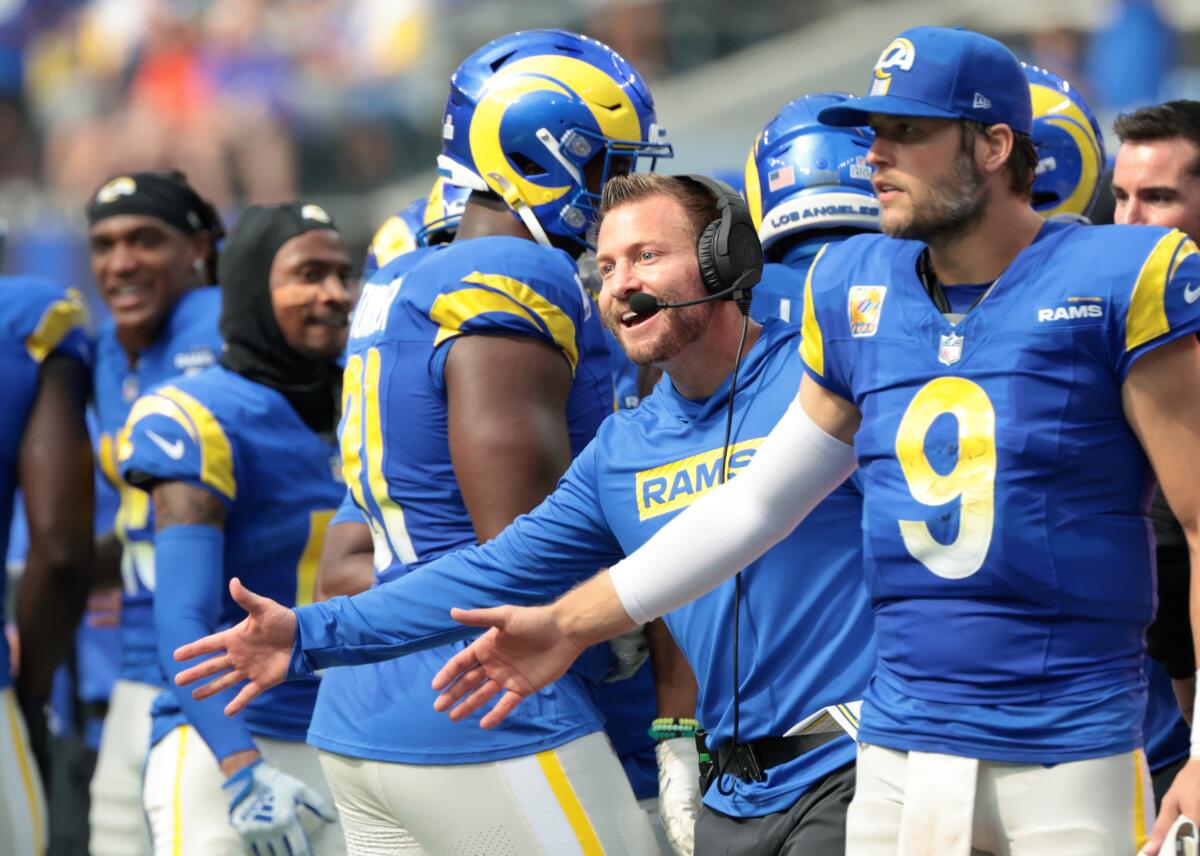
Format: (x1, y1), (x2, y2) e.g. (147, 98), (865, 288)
(744, 93), (880, 258)
(438, 29), (671, 251)
(1022, 63), (1106, 220)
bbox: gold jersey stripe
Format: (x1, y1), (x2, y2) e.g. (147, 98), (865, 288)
(25, 295), (84, 364)
(431, 271), (579, 374)
(1126, 230), (1193, 352)
(799, 244), (831, 377)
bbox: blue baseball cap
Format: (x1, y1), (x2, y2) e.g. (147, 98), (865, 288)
(818, 27), (1032, 136)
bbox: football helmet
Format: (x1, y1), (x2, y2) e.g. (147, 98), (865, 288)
(438, 29), (671, 250)
(417, 175), (470, 246)
(744, 94), (879, 257)
(1023, 63), (1106, 220)
(363, 197), (426, 279)
(363, 177), (471, 278)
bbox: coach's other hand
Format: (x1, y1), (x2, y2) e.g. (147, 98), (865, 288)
(1143, 760), (1200, 854)
(172, 577), (296, 716)
(431, 603), (588, 729)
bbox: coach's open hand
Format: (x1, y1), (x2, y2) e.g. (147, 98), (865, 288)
(431, 604), (588, 729)
(172, 578), (296, 716)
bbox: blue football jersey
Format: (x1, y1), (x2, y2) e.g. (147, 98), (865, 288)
(0, 278), (89, 690)
(749, 262), (807, 323)
(1144, 658), (1189, 772)
(307, 235), (613, 764)
(290, 318), (875, 817)
(93, 287), (221, 685)
(800, 222), (1200, 763)
(118, 365), (341, 743)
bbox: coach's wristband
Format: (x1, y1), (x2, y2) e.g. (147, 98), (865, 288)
(1192, 669), (1200, 758)
(648, 717), (701, 740)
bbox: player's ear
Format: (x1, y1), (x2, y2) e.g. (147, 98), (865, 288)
(979, 124), (1015, 177)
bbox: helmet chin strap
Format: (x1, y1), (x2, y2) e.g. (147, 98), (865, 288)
(487, 172), (555, 248)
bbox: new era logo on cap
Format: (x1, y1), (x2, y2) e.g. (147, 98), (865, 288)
(973, 93), (992, 110)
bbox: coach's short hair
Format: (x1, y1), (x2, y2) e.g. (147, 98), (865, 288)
(1114, 100), (1200, 176)
(597, 173), (717, 241)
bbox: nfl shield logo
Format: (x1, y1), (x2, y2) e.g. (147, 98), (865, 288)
(938, 332), (964, 366)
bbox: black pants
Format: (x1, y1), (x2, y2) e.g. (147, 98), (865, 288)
(1152, 755), (1188, 810)
(46, 734), (98, 856)
(695, 760), (855, 856)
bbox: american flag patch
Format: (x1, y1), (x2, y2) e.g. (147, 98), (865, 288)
(768, 165), (795, 192)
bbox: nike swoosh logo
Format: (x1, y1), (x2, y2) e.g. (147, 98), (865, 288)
(146, 429), (185, 461)
(1185, 281), (1200, 304)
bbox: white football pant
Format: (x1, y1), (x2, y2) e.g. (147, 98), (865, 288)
(0, 687), (47, 856)
(319, 731), (661, 855)
(89, 678), (156, 856)
(143, 724), (346, 855)
(847, 741), (1154, 856)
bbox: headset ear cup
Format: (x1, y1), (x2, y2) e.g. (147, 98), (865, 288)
(696, 219), (726, 296)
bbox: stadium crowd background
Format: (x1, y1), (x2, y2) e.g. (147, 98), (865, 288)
(0, 0), (1195, 316)
(3, 0), (1200, 853)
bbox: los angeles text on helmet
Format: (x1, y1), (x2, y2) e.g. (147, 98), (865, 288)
(771, 202), (882, 230)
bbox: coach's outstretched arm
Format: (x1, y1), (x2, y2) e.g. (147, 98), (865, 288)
(1124, 336), (1200, 856)
(430, 375), (860, 727)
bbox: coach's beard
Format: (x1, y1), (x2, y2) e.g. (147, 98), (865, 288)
(603, 291), (714, 367)
(885, 154), (989, 249)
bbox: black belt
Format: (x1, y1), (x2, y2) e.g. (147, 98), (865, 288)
(715, 730), (844, 783)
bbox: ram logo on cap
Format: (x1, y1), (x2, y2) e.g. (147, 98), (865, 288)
(301, 203), (332, 223)
(96, 176), (137, 204)
(871, 38), (915, 96)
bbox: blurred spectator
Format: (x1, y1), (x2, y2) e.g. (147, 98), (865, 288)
(1085, 0), (1173, 113)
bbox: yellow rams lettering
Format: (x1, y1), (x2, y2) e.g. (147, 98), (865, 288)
(636, 439), (763, 520)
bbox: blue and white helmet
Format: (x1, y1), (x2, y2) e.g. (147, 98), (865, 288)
(744, 93), (879, 258)
(363, 197), (426, 280)
(416, 175), (470, 246)
(363, 177), (471, 279)
(1023, 63), (1106, 221)
(437, 29), (671, 250)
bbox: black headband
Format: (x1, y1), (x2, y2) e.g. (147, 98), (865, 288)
(86, 171), (224, 238)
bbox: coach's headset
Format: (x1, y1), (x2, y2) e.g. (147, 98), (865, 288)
(627, 175), (763, 317)
(692, 174), (764, 304)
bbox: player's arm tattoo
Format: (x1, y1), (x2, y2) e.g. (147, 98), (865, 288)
(152, 481), (227, 530)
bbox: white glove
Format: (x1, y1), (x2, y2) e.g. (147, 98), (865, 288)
(224, 760), (337, 856)
(605, 625), (649, 682)
(1150, 814), (1198, 856)
(656, 737), (702, 856)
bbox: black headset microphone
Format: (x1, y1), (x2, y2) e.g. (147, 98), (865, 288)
(643, 175), (764, 794)
(626, 272), (759, 317)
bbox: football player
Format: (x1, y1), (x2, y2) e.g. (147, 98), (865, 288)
(122, 203), (348, 855)
(743, 93), (880, 322)
(0, 279), (92, 856)
(276, 26), (1200, 855)
(1112, 98), (1200, 808)
(1023, 64), (1195, 810)
(231, 29), (668, 855)
(86, 170), (225, 856)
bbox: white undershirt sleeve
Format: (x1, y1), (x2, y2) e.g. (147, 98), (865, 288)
(610, 396), (857, 624)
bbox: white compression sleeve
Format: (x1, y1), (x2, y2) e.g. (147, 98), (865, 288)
(610, 397), (857, 624)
